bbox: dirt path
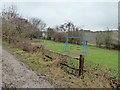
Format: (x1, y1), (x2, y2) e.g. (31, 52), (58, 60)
(2, 47), (54, 88)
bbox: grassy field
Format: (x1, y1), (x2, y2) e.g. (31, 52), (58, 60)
(42, 40), (118, 78)
(2, 41), (112, 88)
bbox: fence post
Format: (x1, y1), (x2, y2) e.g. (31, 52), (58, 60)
(79, 54), (84, 76)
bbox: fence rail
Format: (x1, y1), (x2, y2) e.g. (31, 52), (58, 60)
(40, 47), (84, 76)
(60, 63), (79, 71)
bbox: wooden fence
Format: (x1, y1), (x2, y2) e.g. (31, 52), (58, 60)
(39, 47), (84, 76)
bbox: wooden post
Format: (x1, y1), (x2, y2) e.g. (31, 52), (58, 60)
(79, 54), (84, 76)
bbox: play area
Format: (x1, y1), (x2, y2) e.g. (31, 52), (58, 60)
(64, 37), (87, 55)
(30, 37), (118, 78)
(43, 38), (118, 78)
(44, 37), (88, 57)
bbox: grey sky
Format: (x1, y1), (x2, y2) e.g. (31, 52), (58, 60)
(0, 1), (118, 31)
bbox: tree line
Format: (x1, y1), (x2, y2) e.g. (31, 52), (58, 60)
(1, 5), (119, 50)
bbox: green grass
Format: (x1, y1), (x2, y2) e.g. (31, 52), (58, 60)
(43, 40), (118, 78)
(0, 40), (2, 45)
(2, 40), (118, 78)
(2, 41), (52, 72)
(2, 41), (115, 87)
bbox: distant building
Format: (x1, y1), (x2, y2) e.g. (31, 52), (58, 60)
(42, 31), (47, 39)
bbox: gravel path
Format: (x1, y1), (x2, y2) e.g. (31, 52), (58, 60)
(0, 46), (2, 89)
(2, 46), (53, 88)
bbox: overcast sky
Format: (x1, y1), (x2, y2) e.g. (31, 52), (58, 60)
(0, 1), (118, 31)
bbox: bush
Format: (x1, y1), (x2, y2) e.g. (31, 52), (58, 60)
(13, 39), (44, 53)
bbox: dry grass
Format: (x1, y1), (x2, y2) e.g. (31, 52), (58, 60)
(2, 40), (117, 88)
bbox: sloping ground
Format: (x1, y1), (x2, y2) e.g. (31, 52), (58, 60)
(0, 46), (2, 89)
(43, 40), (118, 78)
(2, 47), (53, 88)
(2, 41), (119, 88)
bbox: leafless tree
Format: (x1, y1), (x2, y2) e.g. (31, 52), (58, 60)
(104, 27), (112, 49)
(47, 27), (55, 40)
(59, 22), (84, 44)
(29, 18), (46, 31)
(2, 5), (18, 20)
(96, 31), (105, 47)
(2, 5), (46, 42)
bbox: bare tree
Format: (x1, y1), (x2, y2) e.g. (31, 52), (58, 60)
(2, 5), (19, 43)
(30, 18), (46, 31)
(29, 18), (46, 39)
(2, 5), (46, 42)
(2, 5), (18, 20)
(49, 22), (84, 44)
(96, 31), (105, 47)
(47, 27), (55, 40)
(104, 27), (112, 49)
